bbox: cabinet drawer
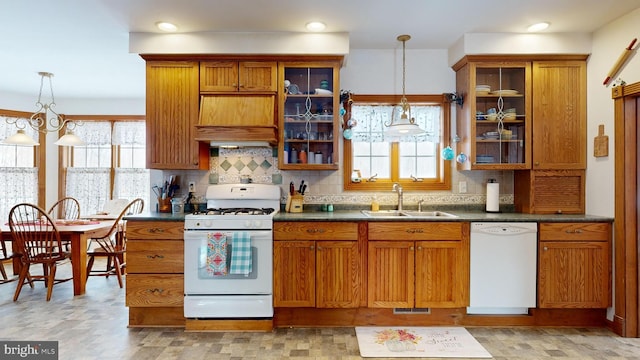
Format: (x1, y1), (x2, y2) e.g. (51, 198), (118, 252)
(126, 274), (184, 307)
(127, 240), (184, 273)
(126, 221), (184, 240)
(539, 222), (610, 241)
(274, 222), (358, 241)
(368, 222), (463, 241)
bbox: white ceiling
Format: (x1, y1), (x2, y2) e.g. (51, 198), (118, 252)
(1, 0), (639, 99)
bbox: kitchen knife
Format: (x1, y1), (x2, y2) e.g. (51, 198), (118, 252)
(289, 181), (295, 195)
(298, 180), (305, 193)
(301, 184), (307, 195)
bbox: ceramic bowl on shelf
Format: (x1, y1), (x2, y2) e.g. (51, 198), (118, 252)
(315, 88), (333, 95)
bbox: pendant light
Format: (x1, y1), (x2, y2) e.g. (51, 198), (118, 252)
(384, 35), (425, 137)
(2, 72), (85, 146)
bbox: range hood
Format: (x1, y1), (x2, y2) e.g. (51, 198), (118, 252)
(208, 140), (272, 148)
(195, 95), (278, 147)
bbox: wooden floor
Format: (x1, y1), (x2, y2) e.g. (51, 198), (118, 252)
(1, 260), (640, 359)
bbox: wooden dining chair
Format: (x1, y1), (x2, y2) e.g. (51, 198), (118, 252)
(0, 233), (22, 284)
(47, 197), (81, 220)
(8, 203), (71, 301)
(86, 198), (144, 288)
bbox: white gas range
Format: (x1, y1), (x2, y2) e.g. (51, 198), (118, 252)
(183, 183), (280, 319)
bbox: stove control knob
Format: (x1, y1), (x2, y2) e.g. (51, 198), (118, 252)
(253, 220), (262, 228)
(202, 219), (214, 228)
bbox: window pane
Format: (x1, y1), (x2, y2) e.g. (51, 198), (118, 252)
(0, 119), (39, 220)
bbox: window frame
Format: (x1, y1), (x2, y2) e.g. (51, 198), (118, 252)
(342, 94), (451, 191)
(0, 108), (46, 208)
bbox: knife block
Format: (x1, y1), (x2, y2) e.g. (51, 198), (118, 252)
(286, 193), (304, 213)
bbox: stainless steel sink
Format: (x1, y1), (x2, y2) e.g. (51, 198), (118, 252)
(401, 211), (458, 218)
(361, 210), (408, 217)
(361, 210), (457, 218)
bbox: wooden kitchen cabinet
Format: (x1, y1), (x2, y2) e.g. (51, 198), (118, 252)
(367, 222), (469, 308)
(454, 58), (532, 170)
(200, 61), (277, 92)
(144, 60), (209, 170)
(514, 169), (585, 214)
(273, 221), (361, 308)
(531, 61), (587, 170)
(538, 222), (611, 309)
(125, 220), (185, 327)
(278, 59), (342, 170)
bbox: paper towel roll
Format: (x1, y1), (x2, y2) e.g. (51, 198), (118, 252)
(486, 181), (500, 212)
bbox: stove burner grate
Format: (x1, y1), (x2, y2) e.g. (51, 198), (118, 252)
(192, 207), (275, 216)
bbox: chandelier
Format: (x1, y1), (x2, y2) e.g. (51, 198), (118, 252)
(384, 35), (425, 137)
(2, 72), (85, 146)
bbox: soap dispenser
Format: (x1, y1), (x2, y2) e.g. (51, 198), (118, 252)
(371, 195), (379, 212)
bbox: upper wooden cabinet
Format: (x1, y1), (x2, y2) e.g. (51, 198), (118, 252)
(531, 61), (587, 170)
(145, 61), (209, 170)
(278, 60), (342, 170)
(454, 55), (587, 171)
(200, 61), (277, 92)
(454, 60), (531, 170)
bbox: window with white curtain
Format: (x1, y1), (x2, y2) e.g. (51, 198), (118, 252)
(0, 116), (39, 222)
(64, 120), (149, 215)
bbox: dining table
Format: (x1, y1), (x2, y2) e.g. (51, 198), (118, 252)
(1, 219), (116, 296)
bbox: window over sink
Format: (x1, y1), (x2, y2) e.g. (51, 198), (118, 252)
(343, 94), (451, 191)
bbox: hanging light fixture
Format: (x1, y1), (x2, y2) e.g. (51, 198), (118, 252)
(384, 34), (425, 137)
(2, 72), (85, 146)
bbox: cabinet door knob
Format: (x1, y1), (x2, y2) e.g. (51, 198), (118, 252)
(309, 245), (315, 250)
(410, 246), (414, 251)
(417, 246), (422, 251)
(543, 246), (548, 251)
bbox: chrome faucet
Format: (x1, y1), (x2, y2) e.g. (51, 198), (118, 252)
(392, 183), (403, 211)
(418, 199), (424, 212)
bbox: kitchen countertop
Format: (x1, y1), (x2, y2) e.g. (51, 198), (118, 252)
(125, 209), (613, 223)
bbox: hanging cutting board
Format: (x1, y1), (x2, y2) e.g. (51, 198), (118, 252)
(594, 124), (608, 157)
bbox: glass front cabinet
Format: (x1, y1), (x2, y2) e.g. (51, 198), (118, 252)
(278, 60), (341, 170)
(454, 60), (531, 170)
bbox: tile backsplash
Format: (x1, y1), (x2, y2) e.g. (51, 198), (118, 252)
(160, 147), (514, 207)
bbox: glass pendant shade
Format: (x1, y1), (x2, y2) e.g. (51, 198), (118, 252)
(2, 130), (40, 146)
(54, 131), (86, 146)
(384, 34), (425, 137)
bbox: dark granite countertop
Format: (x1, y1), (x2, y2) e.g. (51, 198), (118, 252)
(126, 209), (613, 223)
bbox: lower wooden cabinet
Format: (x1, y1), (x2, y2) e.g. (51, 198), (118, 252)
(538, 222), (611, 308)
(367, 222), (469, 308)
(273, 222), (361, 308)
(125, 220), (185, 326)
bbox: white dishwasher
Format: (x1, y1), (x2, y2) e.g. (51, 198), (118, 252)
(467, 222), (537, 315)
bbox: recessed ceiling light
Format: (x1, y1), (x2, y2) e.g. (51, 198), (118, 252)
(527, 22), (550, 32)
(156, 21), (178, 32)
(305, 21), (326, 32)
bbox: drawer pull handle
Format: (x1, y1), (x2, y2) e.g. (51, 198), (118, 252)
(148, 228), (165, 233)
(147, 288), (164, 294)
(406, 228), (424, 234)
(306, 228), (326, 234)
(146, 254), (164, 259)
(565, 229), (583, 234)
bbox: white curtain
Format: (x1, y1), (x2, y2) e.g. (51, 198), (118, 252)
(66, 168), (110, 215)
(112, 121), (150, 208)
(66, 120), (149, 215)
(0, 118), (39, 222)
